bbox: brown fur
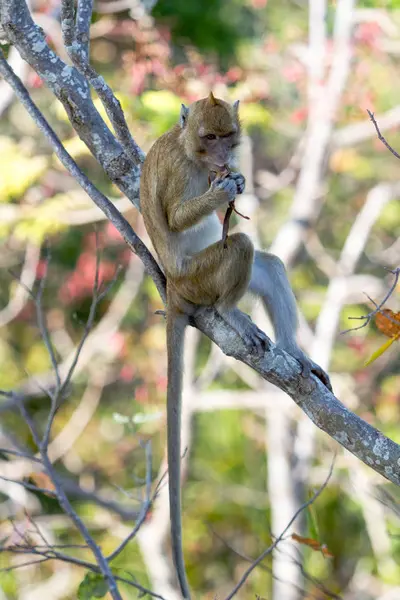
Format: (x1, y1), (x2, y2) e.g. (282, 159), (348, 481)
(140, 95), (331, 598)
(140, 96), (249, 599)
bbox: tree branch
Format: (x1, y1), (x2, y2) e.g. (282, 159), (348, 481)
(0, 0), (142, 206)
(0, 49), (166, 304)
(1, 3), (400, 492)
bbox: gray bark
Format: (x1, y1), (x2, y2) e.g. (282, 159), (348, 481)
(1, 0), (399, 488)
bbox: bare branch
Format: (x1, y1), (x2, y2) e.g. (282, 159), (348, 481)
(1, 541), (166, 599)
(272, 0), (355, 265)
(0, 448), (38, 462)
(35, 248), (62, 391)
(60, 0), (75, 48)
(60, 0), (143, 163)
(75, 0), (94, 58)
(224, 461), (334, 599)
(0, 243), (41, 327)
(0, 474), (56, 497)
(342, 267), (400, 334)
(334, 105), (400, 148)
(368, 109), (400, 160)
(10, 394), (123, 600)
(107, 441), (153, 562)
(0, 0), (142, 204)
(0, 49), (166, 304)
(1, 0), (400, 494)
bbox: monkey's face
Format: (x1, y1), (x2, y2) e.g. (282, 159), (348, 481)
(196, 126), (240, 168)
(181, 95), (241, 168)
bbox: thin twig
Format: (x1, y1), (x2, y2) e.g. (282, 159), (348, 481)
(0, 474), (56, 497)
(14, 395), (123, 600)
(0, 50), (166, 304)
(0, 557), (51, 572)
(367, 109), (400, 160)
(76, 0), (94, 59)
(0, 448), (42, 463)
(341, 267), (400, 334)
(0, 542), (166, 599)
(224, 459), (334, 599)
(108, 441), (153, 561)
(35, 247), (62, 388)
(60, 0), (75, 48)
(0, 242), (41, 328)
(60, 0), (143, 164)
(58, 260), (121, 400)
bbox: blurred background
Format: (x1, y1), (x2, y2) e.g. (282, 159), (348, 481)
(1, 0), (400, 598)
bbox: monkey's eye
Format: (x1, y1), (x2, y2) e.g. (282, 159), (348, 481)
(205, 134), (217, 140)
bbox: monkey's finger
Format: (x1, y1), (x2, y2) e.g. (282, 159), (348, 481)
(213, 177), (237, 202)
(243, 325), (270, 357)
(299, 359), (311, 379)
(229, 172), (246, 194)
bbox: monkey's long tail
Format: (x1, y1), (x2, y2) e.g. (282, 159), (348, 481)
(166, 307), (192, 599)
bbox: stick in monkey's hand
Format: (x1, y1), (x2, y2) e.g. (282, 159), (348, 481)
(209, 165), (250, 249)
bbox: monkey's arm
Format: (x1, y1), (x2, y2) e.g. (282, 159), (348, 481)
(167, 175), (242, 233)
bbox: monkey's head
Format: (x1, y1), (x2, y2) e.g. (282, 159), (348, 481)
(179, 92), (241, 169)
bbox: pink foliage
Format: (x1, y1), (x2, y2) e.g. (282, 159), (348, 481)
(282, 62), (304, 84)
(119, 364), (135, 382)
(290, 107), (308, 124)
(135, 384), (149, 403)
(355, 22), (382, 50)
(104, 222), (124, 243)
(36, 259), (49, 280)
(59, 251), (115, 303)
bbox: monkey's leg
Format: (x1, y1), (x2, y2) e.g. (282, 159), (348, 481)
(249, 251), (332, 389)
(175, 234), (268, 353)
(177, 233), (254, 307)
(165, 235), (257, 599)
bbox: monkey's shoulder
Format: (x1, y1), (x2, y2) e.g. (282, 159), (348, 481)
(145, 125), (181, 165)
(144, 128), (207, 199)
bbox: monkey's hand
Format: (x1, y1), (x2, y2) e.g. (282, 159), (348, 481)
(228, 172), (246, 195)
(284, 345), (332, 391)
(212, 172), (246, 202)
(211, 174), (237, 202)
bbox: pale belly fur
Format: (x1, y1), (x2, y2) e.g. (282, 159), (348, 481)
(175, 212), (222, 257)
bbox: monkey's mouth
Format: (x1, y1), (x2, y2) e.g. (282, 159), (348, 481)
(209, 161), (227, 169)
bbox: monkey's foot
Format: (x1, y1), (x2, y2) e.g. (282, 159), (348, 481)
(287, 347), (332, 392)
(242, 323), (270, 356)
(221, 308), (270, 356)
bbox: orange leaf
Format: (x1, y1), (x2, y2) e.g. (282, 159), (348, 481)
(375, 309), (400, 338)
(291, 533), (334, 558)
(29, 472), (56, 496)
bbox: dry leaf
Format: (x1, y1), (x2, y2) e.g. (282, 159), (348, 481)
(375, 309), (400, 338)
(364, 310), (400, 366)
(29, 472), (56, 496)
(291, 533), (334, 558)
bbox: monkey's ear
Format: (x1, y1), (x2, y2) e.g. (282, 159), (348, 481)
(233, 100), (240, 113)
(208, 91), (218, 106)
(180, 104), (189, 128)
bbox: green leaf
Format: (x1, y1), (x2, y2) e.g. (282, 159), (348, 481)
(307, 498), (320, 541)
(0, 137), (47, 201)
(364, 336), (398, 367)
(77, 573), (108, 599)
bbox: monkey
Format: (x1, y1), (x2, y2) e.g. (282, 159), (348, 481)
(140, 92), (331, 599)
